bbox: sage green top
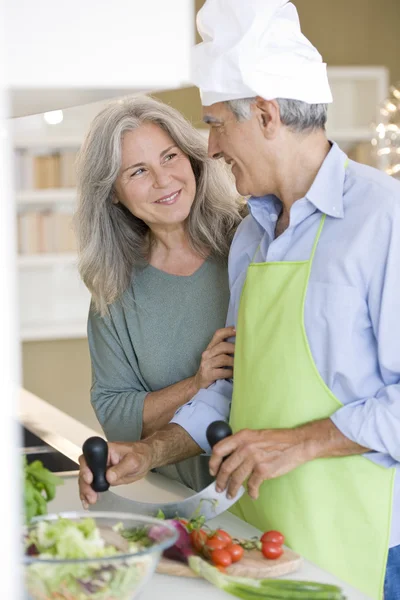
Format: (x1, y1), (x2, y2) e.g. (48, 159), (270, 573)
(87, 258), (230, 492)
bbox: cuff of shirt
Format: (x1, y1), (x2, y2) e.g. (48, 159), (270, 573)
(170, 387), (231, 454)
(330, 398), (400, 462)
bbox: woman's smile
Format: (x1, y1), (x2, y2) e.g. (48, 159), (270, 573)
(153, 189), (181, 205)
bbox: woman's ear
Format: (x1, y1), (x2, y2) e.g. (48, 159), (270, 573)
(255, 97), (281, 140)
(111, 193), (120, 205)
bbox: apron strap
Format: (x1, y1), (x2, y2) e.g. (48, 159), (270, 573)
(309, 213), (326, 263)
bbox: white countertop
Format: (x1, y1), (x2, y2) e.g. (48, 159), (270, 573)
(20, 388), (372, 600)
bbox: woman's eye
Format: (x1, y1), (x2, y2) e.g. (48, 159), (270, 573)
(164, 153), (177, 162)
(131, 168), (145, 177)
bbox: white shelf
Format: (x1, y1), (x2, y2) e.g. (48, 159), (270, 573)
(13, 135), (83, 149)
(18, 252), (77, 268)
(21, 320), (87, 342)
(16, 188), (76, 205)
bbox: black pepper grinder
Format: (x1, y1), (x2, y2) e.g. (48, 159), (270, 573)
(82, 436), (110, 492)
(206, 420), (233, 450)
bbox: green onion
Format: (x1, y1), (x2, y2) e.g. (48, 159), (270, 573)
(188, 556), (346, 600)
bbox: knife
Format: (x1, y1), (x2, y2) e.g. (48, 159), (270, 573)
(82, 421), (245, 521)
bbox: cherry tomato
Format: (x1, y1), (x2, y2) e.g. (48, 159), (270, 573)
(216, 565), (226, 573)
(214, 529), (232, 547)
(226, 543), (244, 563)
(262, 541), (284, 560)
(260, 530), (285, 545)
(190, 529), (208, 552)
(202, 535), (228, 559)
(211, 549), (233, 568)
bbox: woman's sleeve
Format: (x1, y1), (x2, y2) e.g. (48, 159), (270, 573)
(87, 304), (149, 443)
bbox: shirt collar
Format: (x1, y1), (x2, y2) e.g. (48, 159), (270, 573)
(248, 141), (348, 220)
(305, 141), (347, 219)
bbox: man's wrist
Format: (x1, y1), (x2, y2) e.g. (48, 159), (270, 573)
(186, 376), (200, 400)
(294, 419), (333, 461)
(137, 439), (157, 470)
(295, 418), (369, 460)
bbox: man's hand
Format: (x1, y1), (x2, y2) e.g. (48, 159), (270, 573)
(79, 441), (152, 509)
(209, 428), (309, 500)
(209, 419), (369, 501)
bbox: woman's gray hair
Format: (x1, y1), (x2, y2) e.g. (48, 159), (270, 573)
(74, 95), (242, 315)
(226, 97), (328, 131)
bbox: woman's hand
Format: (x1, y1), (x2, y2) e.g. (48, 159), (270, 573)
(194, 326), (235, 391)
(78, 441), (153, 509)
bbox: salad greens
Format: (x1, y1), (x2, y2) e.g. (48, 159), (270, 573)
(24, 517), (161, 600)
(26, 517), (119, 559)
(24, 458), (63, 523)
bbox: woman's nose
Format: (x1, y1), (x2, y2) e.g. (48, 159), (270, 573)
(152, 169), (171, 188)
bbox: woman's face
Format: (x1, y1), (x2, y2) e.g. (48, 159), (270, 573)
(114, 122), (197, 230)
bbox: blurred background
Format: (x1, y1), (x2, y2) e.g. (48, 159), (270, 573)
(15, 0), (400, 432)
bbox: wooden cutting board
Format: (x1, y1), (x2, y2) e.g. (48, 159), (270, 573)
(156, 546), (302, 579)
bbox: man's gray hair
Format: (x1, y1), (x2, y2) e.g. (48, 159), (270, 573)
(226, 97), (328, 132)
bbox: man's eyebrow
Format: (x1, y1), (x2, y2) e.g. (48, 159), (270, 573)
(121, 145), (177, 173)
(203, 115), (223, 125)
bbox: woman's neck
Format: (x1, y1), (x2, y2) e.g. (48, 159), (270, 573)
(149, 223), (189, 253)
(147, 224), (206, 275)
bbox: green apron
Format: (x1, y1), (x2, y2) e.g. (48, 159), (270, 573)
(229, 212), (395, 599)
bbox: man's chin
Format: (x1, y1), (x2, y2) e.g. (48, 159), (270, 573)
(233, 175), (248, 197)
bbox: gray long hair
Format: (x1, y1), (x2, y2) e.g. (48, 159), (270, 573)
(227, 98), (328, 131)
(74, 96), (242, 315)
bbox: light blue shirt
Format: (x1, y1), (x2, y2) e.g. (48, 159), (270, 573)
(171, 142), (400, 547)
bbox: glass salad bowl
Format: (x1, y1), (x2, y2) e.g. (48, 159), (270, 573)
(23, 511), (179, 600)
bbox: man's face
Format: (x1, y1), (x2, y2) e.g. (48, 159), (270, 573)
(203, 101), (273, 197)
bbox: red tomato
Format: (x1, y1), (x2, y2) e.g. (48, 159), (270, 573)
(262, 541), (284, 560)
(215, 565), (226, 573)
(260, 530), (285, 545)
(190, 529), (208, 552)
(202, 535), (228, 559)
(214, 529), (232, 547)
(211, 549), (233, 568)
(226, 543), (244, 563)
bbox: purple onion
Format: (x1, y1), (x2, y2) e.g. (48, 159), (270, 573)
(162, 520), (194, 564)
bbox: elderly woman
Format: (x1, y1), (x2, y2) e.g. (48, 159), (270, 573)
(75, 95), (242, 499)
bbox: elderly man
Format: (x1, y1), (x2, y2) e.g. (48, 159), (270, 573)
(79, 1), (400, 597)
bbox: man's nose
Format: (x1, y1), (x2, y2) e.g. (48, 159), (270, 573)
(208, 130), (223, 160)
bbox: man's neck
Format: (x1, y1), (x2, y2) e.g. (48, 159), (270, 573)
(274, 131), (331, 215)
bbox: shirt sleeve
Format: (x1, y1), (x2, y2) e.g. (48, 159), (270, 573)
(170, 379), (233, 453)
(331, 199), (400, 463)
(88, 304), (148, 443)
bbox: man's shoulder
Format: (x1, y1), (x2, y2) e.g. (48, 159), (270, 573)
(228, 212), (261, 287)
(346, 160), (400, 214)
(231, 212), (261, 249)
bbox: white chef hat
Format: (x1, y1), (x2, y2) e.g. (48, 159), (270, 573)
(192, 0), (333, 106)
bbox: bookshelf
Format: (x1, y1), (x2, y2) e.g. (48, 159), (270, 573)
(14, 135), (90, 342)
